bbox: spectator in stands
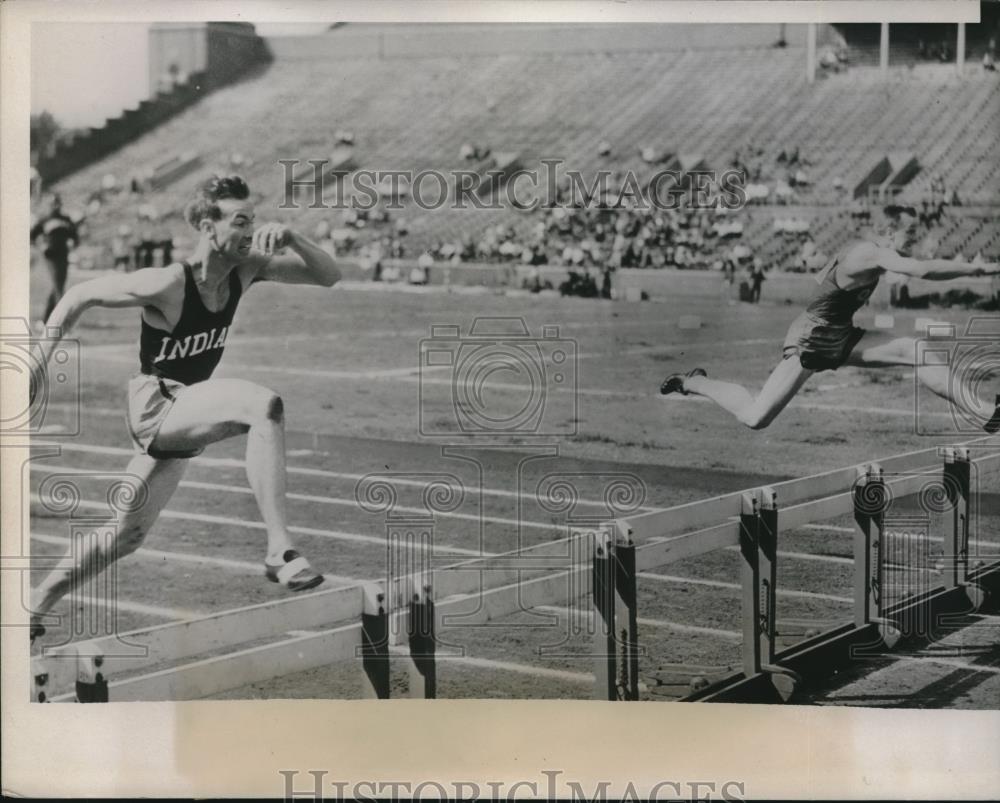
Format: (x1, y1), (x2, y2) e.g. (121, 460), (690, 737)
(112, 225), (133, 271)
(411, 252), (433, 285)
(851, 196), (872, 222)
(775, 180), (795, 204)
(640, 146), (660, 164)
(160, 237), (174, 267)
(722, 252), (737, 291)
(799, 239), (817, 272)
(31, 193), (79, 327)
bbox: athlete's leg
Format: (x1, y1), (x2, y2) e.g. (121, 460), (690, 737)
(42, 255), (68, 323)
(149, 378), (297, 560)
(31, 454), (187, 621)
(846, 331), (999, 429)
(682, 357), (814, 430)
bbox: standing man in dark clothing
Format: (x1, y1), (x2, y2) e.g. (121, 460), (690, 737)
(749, 258), (766, 303)
(30, 194), (79, 325)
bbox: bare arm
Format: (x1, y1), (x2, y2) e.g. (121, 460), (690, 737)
(244, 224), (340, 287)
(875, 247), (999, 281)
(38, 267), (181, 365)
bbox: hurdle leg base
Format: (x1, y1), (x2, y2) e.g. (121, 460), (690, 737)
(761, 663), (801, 703)
(962, 582), (988, 612)
(872, 617), (902, 650)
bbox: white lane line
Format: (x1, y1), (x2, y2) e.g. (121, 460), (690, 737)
(535, 605), (741, 640)
(803, 524), (854, 534)
(721, 544), (851, 566)
(888, 654), (1000, 676)
(41, 440), (660, 512)
(40, 589), (202, 621)
(635, 618), (741, 639)
(30, 494), (485, 557)
(388, 646), (595, 685)
(30, 531), (359, 586)
(31, 464), (563, 534)
(637, 571), (853, 604)
(802, 523), (1000, 550)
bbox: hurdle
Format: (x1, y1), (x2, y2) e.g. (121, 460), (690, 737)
(32, 436), (999, 703)
(603, 435), (1000, 703)
(31, 530), (598, 702)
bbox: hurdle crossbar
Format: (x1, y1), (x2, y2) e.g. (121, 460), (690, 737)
(34, 531), (600, 701)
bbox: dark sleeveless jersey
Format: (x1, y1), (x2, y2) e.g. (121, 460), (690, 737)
(804, 244), (879, 326)
(139, 262), (243, 385)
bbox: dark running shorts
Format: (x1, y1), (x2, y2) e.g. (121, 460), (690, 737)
(782, 312), (866, 372)
(126, 374), (204, 459)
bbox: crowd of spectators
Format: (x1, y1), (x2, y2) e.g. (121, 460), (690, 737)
(417, 202), (755, 273)
(730, 141), (848, 205)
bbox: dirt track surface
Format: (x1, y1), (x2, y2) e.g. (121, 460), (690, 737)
(24, 271), (1000, 705)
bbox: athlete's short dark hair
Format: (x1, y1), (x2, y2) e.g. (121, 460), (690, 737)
(184, 175), (250, 229)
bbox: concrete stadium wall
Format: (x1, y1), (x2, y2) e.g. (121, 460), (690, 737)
(337, 258), (997, 306)
(615, 268), (998, 305)
(267, 23), (818, 61)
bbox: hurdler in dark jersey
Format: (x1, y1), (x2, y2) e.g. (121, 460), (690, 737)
(804, 250), (879, 325)
(27, 173), (343, 634)
(661, 203), (1000, 433)
(140, 262), (242, 385)
(782, 245), (881, 371)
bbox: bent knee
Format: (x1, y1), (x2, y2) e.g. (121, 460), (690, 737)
(265, 393), (284, 423)
(739, 410), (773, 431)
(235, 390), (283, 426)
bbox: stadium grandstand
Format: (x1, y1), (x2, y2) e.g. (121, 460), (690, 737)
(32, 15), (1000, 287)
